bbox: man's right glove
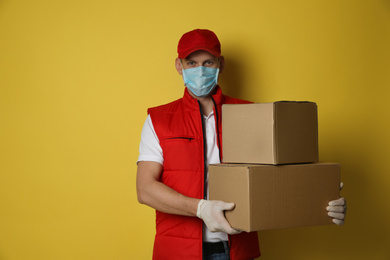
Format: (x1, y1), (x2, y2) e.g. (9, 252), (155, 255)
(196, 199), (242, 235)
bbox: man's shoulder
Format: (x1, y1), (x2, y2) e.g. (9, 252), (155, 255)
(147, 97), (183, 115)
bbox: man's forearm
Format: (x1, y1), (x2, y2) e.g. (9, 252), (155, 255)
(136, 161), (200, 216)
(138, 179), (200, 216)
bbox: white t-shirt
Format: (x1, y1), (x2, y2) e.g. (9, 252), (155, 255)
(138, 112), (228, 243)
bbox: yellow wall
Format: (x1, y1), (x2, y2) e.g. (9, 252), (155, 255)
(1, 0), (389, 259)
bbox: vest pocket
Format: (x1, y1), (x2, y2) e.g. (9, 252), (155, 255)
(160, 135), (200, 172)
(162, 136), (195, 141)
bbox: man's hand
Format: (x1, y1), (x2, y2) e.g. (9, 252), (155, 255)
(327, 182), (347, 225)
(196, 199), (242, 235)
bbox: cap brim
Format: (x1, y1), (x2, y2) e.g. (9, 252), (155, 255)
(179, 46), (221, 59)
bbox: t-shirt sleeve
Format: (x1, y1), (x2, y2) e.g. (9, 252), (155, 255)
(137, 114), (164, 165)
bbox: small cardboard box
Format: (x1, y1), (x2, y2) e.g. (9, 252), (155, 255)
(209, 163), (340, 232)
(222, 102), (319, 165)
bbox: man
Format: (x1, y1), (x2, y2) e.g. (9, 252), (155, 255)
(136, 29), (346, 260)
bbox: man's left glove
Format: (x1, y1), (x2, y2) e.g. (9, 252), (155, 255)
(327, 182), (347, 225)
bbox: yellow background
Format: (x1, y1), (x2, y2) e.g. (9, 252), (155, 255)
(1, 0), (389, 259)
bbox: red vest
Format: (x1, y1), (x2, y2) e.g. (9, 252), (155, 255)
(148, 86), (260, 260)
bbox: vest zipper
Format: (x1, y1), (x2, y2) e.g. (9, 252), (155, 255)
(212, 97), (232, 259)
(197, 101), (208, 200)
(211, 97), (222, 162)
(198, 101), (208, 259)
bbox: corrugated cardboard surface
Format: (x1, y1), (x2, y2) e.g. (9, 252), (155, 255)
(222, 102), (318, 165)
(222, 103), (275, 164)
(275, 102), (318, 164)
(209, 163), (340, 232)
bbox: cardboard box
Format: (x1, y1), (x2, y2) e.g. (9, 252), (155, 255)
(209, 163), (340, 232)
(222, 102), (319, 165)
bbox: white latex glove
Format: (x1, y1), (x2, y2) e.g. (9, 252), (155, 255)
(327, 182), (347, 225)
(197, 199), (242, 235)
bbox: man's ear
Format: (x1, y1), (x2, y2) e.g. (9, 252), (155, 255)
(219, 56), (225, 73)
(175, 58), (183, 75)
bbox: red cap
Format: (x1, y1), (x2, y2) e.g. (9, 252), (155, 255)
(177, 29), (221, 59)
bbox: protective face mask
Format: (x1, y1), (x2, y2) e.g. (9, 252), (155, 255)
(181, 65), (219, 97)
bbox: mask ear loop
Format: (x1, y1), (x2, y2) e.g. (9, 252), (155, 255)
(215, 58), (220, 86)
(179, 59), (188, 87)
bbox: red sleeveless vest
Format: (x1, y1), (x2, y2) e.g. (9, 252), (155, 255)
(148, 86), (260, 260)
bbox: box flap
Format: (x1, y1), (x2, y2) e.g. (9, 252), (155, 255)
(274, 100), (316, 104)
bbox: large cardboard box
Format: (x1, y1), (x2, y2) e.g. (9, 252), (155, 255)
(222, 102), (318, 165)
(209, 163), (340, 232)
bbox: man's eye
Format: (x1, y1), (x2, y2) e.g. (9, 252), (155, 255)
(205, 60), (214, 66)
(187, 62), (196, 66)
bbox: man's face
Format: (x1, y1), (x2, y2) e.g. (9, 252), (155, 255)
(175, 50), (224, 76)
(182, 50), (219, 69)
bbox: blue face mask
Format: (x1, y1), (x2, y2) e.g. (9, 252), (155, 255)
(182, 65), (219, 97)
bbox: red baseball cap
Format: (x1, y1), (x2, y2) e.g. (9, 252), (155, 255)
(177, 29), (221, 59)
